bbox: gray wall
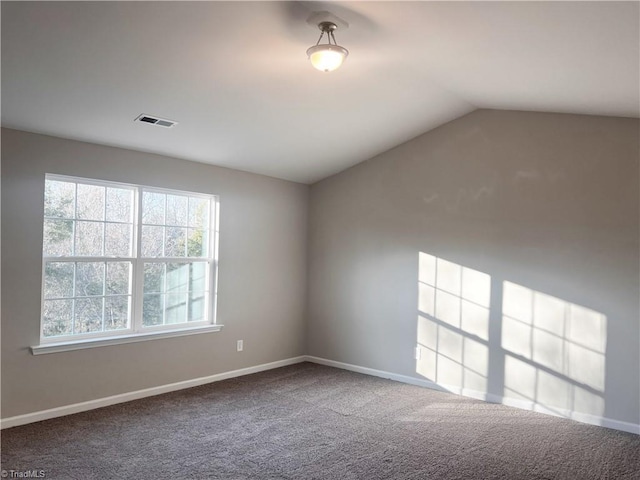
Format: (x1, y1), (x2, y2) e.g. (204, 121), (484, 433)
(3, 109), (639, 429)
(307, 110), (639, 427)
(1, 128), (308, 418)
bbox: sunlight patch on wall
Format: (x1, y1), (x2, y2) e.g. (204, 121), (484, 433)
(416, 253), (608, 419)
(502, 281), (606, 416)
(417, 253), (490, 393)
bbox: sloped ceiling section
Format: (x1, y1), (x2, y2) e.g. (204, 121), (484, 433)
(2, 2), (638, 184)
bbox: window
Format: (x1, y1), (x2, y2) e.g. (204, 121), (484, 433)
(39, 174), (219, 348)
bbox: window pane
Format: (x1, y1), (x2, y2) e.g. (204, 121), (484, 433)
(166, 194), (188, 226)
(43, 219), (73, 256)
(190, 262), (208, 292)
(142, 191), (165, 225)
(188, 293), (205, 322)
(75, 262), (105, 297)
(75, 297), (104, 333)
(143, 263), (208, 327)
(145, 262), (207, 294)
(106, 262), (131, 295)
(104, 295), (130, 331)
(106, 187), (133, 222)
(165, 227), (186, 257)
(105, 223), (132, 257)
(166, 293), (187, 324)
(43, 299), (73, 337)
(143, 263), (165, 294)
(186, 228), (207, 257)
(166, 263), (190, 293)
(143, 294), (163, 326)
(141, 226), (164, 257)
(76, 221), (104, 256)
(44, 262), (74, 299)
(188, 197), (209, 228)
(44, 180), (75, 219)
(77, 184), (105, 221)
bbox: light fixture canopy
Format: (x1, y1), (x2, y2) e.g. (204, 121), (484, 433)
(307, 21), (349, 72)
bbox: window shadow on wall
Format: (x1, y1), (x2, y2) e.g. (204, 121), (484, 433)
(416, 252), (607, 420)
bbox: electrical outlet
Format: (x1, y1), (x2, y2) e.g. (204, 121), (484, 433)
(414, 346), (421, 360)
(237, 340), (243, 352)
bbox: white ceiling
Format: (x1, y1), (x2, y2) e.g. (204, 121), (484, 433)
(2, 1), (638, 184)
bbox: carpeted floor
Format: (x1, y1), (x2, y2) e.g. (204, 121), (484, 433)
(2, 362), (639, 479)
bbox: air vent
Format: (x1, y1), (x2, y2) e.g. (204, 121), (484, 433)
(135, 114), (178, 128)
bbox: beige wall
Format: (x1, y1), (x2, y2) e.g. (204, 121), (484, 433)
(1, 128), (308, 418)
(307, 110), (639, 427)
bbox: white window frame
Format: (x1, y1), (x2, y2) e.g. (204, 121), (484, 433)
(33, 174), (221, 355)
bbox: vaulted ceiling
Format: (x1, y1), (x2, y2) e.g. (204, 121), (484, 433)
(2, 1), (638, 184)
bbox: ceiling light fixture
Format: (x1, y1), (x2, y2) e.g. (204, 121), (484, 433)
(307, 21), (349, 72)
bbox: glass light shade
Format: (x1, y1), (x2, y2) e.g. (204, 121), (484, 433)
(306, 44), (349, 72)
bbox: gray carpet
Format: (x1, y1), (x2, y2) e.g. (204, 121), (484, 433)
(2, 362), (639, 479)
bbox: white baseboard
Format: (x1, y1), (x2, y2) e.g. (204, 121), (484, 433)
(3, 354), (638, 435)
(304, 355), (640, 435)
(0, 356), (306, 430)
(305, 355), (448, 391)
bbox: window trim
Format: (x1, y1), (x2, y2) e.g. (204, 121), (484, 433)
(31, 324), (223, 355)
(36, 174), (220, 351)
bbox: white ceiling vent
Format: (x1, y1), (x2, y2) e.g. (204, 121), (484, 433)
(135, 114), (178, 128)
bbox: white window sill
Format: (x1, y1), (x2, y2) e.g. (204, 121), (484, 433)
(31, 324), (224, 355)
